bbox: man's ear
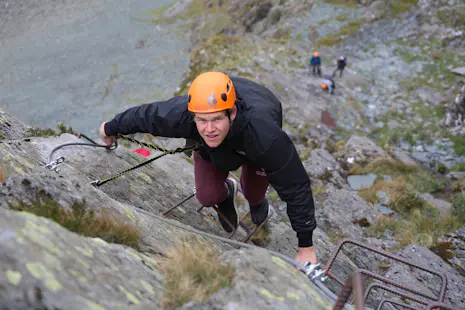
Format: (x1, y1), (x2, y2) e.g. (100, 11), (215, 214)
(229, 106), (238, 121)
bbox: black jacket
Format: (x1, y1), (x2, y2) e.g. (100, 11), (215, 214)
(104, 76), (316, 247)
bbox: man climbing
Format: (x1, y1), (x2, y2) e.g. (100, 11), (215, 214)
(333, 56), (347, 78)
(322, 74), (336, 95)
(99, 72), (318, 266)
(309, 51), (322, 77)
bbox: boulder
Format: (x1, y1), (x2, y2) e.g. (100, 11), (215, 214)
(343, 135), (391, 165)
(303, 149), (348, 189)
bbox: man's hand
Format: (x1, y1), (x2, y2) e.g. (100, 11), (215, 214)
(295, 246), (318, 267)
(99, 121), (115, 146)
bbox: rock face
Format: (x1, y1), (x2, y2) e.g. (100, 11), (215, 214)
(0, 111), (353, 309)
(442, 225), (465, 277)
(0, 207), (164, 310)
(0, 109), (30, 140)
(303, 149), (348, 189)
(366, 244), (465, 308)
(183, 248), (337, 310)
(444, 83), (465, 128)
(0, 207), (342, 310)
(343, 135), (391, 164)
(319, 187), (380, 240)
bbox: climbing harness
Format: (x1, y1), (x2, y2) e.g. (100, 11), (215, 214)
(44, 132), (460, 310)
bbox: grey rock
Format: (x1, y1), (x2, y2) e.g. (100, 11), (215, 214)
(319, 188), (380, 240)
(441, 225), (465, 277)
(184, 247), (338, 310)
(376, 191), (390, 205)
(303, 149), (348, 189)
(375, 204), (394, 216)
(448, 171), (465, 180)
(418, 193), (453, 215)
(371, 245), (465, 308)
(0, 110), (30, 140)
(451, 67), (465, 76)
(343, 135), (391, 164)
(347, 173), (377, 191)
(0, 207), (164, 310)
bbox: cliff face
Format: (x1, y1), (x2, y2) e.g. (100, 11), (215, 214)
(1, 0), (465, 309)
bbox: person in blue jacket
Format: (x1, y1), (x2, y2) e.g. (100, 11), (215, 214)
(309, 51), (322, 77)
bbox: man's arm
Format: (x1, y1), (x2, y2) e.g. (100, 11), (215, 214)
(103, 95), (190, 138)
(255, 129), (317, 248)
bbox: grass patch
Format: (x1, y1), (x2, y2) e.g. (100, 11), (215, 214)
(0, 161), (11, 184)
(321, 0), (359, 7)
(368, 210), (462, 249)
(241, 213), (271, 246)
(389, 0), (417, 17)
(159, 241), (234, 308)
(312, 184), (326, 198)
(315, 18), (365, 47)
(266, 190), (279, 201)
(358, 179), (386, 204)
(358, 177), (426, 214)
(9, 194), (140, 250)
(350, 158), (446, 194)
(436, 6), (465, 28)
(26, 123), (77, 138)
(452, 192), (465, 223)
(449, 133), (465, 157)
(451, 162), (465, 172)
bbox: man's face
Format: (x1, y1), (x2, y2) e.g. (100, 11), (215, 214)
(193, 108), (237, 148)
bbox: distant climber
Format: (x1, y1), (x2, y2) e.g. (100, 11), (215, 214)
(322, 75), (335, 95)
(309, 51), (322, 77)
(99, 71), (318, 267)
(333, 56), (347, 78)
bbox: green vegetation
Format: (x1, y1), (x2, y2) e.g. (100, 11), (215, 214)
(160, 241), (234, 308)
(368, 209), (461, 249)
(436, 6), (465, 28)
(452, 192), (465, 223)
(241, 213), (271, 246)
(0, 163), (8, 183)
(451, 162), (465, 172)
(315, 19), (365, 47)
(389, 0), (417, 17)
(350, 158), (446, 194)
(26, 123), (77, 138)
(9, 193), (140, 249)
(356, 158), (462, 249)
(321, 0), (359, 7)
(449, 134), (465, 157)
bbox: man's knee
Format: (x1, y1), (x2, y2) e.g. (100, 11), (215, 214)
(196, 186), (226, 206)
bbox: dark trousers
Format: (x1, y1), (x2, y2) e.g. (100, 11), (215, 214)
(333, 66), (345, 78)
(310, 64), (321, 77)
(193, 151), (269, 206)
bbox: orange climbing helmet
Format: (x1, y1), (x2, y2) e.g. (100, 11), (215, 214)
(314, 51), (319, 57)
(322, 83), (327, 89)
(187, 72), (236, 113)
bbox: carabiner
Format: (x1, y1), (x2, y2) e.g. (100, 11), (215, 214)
(45, 157), (65, 172)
